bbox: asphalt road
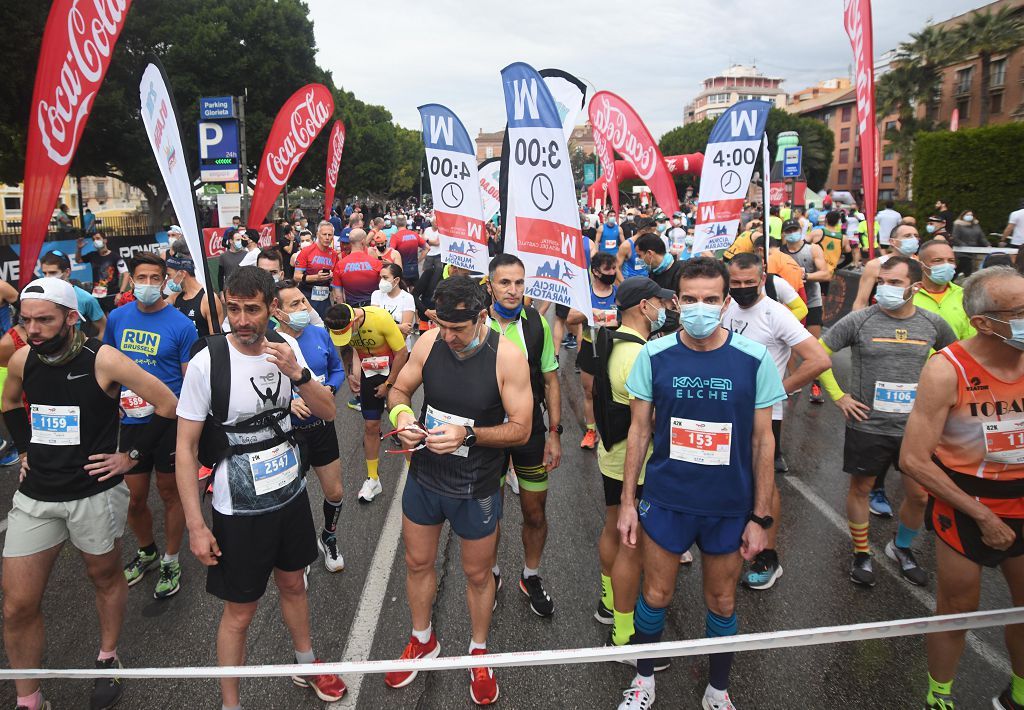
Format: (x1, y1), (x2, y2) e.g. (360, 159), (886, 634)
(0, 346), (1016, 710)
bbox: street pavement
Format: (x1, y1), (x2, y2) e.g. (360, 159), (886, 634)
(0, 345), (1016, 710)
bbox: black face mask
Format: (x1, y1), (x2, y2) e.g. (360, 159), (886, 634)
(730, 285), (761, 308)
(31, 323), (71, 356)
(593, 271), (616, 286)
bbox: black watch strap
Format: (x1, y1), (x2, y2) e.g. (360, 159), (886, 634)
(291, 367), (313, 387)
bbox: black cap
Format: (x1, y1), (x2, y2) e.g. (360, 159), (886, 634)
(616, 277), (675, 310)
(781, 219), (800, 233)
(634, 216), (657, 231)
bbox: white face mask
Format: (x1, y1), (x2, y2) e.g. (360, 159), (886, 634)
(379, 278), (395, 293)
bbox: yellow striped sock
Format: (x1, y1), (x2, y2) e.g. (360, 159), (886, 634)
(849, 520), (870, 554)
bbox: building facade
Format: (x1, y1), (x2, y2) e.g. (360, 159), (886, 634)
(683, 65), (787, 125)
(475, 122), (596, 162)
(1, 175), (147, 232)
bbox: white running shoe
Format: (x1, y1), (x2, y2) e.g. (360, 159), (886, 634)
(507, 470), (520, 495)
(318, 534), (345, 573)
(358, 478), (383, 503)
(702, 687), (737, 710)
(618, 675), (656, 710)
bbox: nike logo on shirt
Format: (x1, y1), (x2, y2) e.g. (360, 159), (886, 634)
(66, 373), (88, 381)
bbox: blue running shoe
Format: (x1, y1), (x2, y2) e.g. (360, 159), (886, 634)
(0, 448), (19, 466)
(742, 550), (783, 590)
(869, 488), (893, 518)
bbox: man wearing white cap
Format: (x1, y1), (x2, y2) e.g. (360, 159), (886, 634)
(0, 277), (177, 710)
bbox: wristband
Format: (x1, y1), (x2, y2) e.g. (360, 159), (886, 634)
(389, 404), (414, 427)
(3, 408), (30, 453)
(133, 413), (175, 453)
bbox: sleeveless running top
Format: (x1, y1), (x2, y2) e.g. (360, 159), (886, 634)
(818, 228), (844, 272)
(583, 286), (618, 343)
(20, 338), (121, 502)
(598, 224), (621, 255)
(174, 288), (210, 337)
(620, 239), (649, 279)
(781, 242), (821, 308)
(934, 341), (1024, 517)
(411, 329), (506, 499)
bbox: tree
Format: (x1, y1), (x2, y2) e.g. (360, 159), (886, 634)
(951, 6), (1024, 126)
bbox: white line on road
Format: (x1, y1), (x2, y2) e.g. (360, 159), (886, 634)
(783, 475), (1011, 675)
(330, 462), (408, 709)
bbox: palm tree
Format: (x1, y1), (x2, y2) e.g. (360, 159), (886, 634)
(952, 6), (1024, 126)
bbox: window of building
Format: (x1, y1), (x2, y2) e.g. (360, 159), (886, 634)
(957, 96), (970, 121)
(485, 146), (494, 159)
(841, 105), (852, 122)
(855, 147), (861, 162)
(840, 127), (851, 142)
(3, 197), (21, 212)
(853, 168), (862, 184)
(838, 169), (849, 184)
(821, 110), (833, 123)
(879, 189), (895, 202)
(839, 148), (849, 163)
(881, 167), (893, 183)
(991, 58), (1007, 88)
(884, 148), (895, 161)
(991, 91), (1003, 115)
(884, 120), (897, 134)
(955, 66), (973, 94)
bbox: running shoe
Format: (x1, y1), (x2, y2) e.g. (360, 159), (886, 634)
(809, 382), (825, 404)
(492, 571), (502, 611)
(885, 538), (927, 586)
(468, 648), (499, 705)
(992, 686), (1021, 710)
(742, 550), (783, 590)
(850, 551), (876, 587)
(926, 691), (956, 709)
(506, 470), (520, 495)
(595, 600), (614, 624)
(318, 532), (345, 572)
(17, 702), (51, 710)
(611, 634), (672, 672)
(520, 573), (554, 617)
(580, 429), (599, 450)
(358, 477), (383, 503)
(347, 396), (361, 412)
(384, 633), (440, 688)
(617, 675), (656, 710)
(90, 657), (123, 710)
(869, 488), (893, 518)
(153, 560), (181, 600)
(303, 565), (310, 591)
(0, 448), (19, 466)
(774, 452), (789, 473)
(702, 688), (737, 710)
(564, 334), (578, 350)
(123, 548), (159, 586)
(291, 660), (347, 702)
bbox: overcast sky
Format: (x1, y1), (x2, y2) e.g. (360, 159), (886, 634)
(309, 0), (985, 141)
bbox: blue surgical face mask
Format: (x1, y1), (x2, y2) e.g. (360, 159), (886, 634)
(456, 320), (483, 354)
(988, 316), (1024, 351)
(287, 309), (311, 330)
(784, 231), (802, 244)
(133, 283), (162, 306)
(651, 252), (673, 275)
(644, 302), (667, 330)
(680, 302), (722, 339)
(657, 222), (668, 233)
(875, 283), (911, 311)
(492, 299), (524, 320)
(166, 278), (183, 293)
(926, 224), (937, 234)
(897, 237), (920, 255)
(684, 235), (694, 247)
(926, 263), (956, 285)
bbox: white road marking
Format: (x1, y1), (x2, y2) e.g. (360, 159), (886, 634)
(783, 475), (1011, 675)
(330, 461), (408, 708)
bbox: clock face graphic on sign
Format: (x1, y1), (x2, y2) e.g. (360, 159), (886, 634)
(530, 173), (555, 212)
(440, 182), (464, 209)
(720, 170), (742, 195)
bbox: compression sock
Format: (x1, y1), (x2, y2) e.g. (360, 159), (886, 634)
(294, 648), (315, 664)
(412, 626), (432, 644)
(849, 520), (870, 555)
(323, 498), (342, 534)
(366, 458), (379, 481)
(600, 573), (614, 610)
(612, 609), (635, 646)
(16, 690), (43, 710)
(927, 674), (953, 705)
(1013, 672), (1024, 704)
(706, 610), (738, 691)
(633, 594), (667, 678)
(895, 522), (920, 550)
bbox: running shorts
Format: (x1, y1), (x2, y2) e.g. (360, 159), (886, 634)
(360, 373), (388, 421)
(638, 498), (746, 555)
(120, 421), (177, 474)
(926, 496), (1024, 567)
(402, 473), (502, 540)
(843, 427), (902, 478)
(293, 420), (340, 468)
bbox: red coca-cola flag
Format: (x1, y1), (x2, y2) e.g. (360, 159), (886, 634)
(248, 84), (334, 228)
(323, 120), (346, 218)
(20, 0), (133, 285)
(844, 0), (879, 258)
(589, 91), (679, 215)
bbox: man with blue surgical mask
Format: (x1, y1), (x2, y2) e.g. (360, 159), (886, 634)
(853, 224), (921, 312)
(914, 239), (976, 341)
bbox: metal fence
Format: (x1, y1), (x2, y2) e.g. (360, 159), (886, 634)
(0, 213), (153, 245)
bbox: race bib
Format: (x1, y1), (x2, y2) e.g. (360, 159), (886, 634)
(424, 405), (475, 458)
(311, 285), (330, 302)
(360, 355), (391, 378)
(248, 441), (299, 495)
(669, 418), (732, 466)
(592, 309), (617, 328)
(92, 284), (108, 298)
(873, 381), (917, 414)
(120, 389), (154, 419)
(603, 239), (617, 251)
(30, 404), (81, 446)
(983, 418), (1024, 465)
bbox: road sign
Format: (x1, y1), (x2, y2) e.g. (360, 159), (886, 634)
(782, 146), (802, 178)
(202, 183), (225, 195)
(199, 96), (235, 120)
(198, 119), (240, 182)
(583, 163), (596, 186)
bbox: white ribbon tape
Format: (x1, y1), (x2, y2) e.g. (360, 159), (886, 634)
(2, 607), (1021, 680)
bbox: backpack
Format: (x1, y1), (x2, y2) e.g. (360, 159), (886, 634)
(764, 275), (779, 304)
(592, 326), (646, 451)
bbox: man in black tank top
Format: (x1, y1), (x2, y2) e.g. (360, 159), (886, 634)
(1, 277), (178, 710)
(166, 247), (222, 337)
(383, 275), (533, 703)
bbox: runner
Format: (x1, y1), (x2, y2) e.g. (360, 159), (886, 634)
(598, 211), (623, 256)
(899, 266), (1024, 710)
(384, 274), (533, 704)
(294, 220), (341, 319)
(723, 253), (831, 590)
(615, 257), (785, 710)
(914, 239), (976, 341)
(666, 212), (688, 259)
(175, 266), (346, 707)
(39, 250), (107, 338)
(371, 263), (416, 349)
(818, 256), (957, 587)
(165, 245), (221, 337)
(104, 252), (198, 599)
(273, 280), (346, 572)
(2, 277), (177, 710)
(389, 216), (428, 289)
(75, 231), (127, 311)
(484, 254), (561, 616)
(852, 223), (921, 311)
(325, 301), (409, 504)
(333, 228), (383, 308)
(618, 217), (656, 281)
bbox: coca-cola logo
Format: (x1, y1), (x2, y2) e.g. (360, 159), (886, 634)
(37, 0), (130, 166)
(591, 96), (656, 182)
(844, 0), (872, 136)
(265, 89), (332, 186)
(592, 131), (617, 181)
(326, 124), (345, 187)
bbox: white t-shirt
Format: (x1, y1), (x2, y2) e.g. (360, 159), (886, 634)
(423, 227), (442, 256)
(239, 248), (260, 267)
(177, 333), (311, 515)
(1008, 208), (1024, 246)
(845, 215), (860, 239)
(371, 288), (416, 348)
(769, 275), (799, 306)
(876, 208), (902, 245)
(723, 295), (813, 420)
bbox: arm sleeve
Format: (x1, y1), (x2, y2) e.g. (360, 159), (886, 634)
(625, 345), (654, 401)
(754, 352), (787, 409)
(816, 339), (846, 401)
(539, 315), (558, 373)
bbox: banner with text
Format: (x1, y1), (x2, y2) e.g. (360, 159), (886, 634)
(590, 91), (678, 215)
(478, 158), (501, 223)
(418, 104), (489, 274)
(248, 84), (334, 228)
(591, 129), (619, 215)
(20, 0), (133, 285)
(500, 62), (591, 319)
(844, 0), (879, 257)
(323, 120), (346, 218)
(692, 100), (770, 253)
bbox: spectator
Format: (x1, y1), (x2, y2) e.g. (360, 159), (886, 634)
(55, 203), (74, 233)
(875, 200), (902, 248)
(83, 208), (96, 235)
(221, 215), (242, 250)
(1003, 197), (1024, 247)
(934, 199), (954, 234)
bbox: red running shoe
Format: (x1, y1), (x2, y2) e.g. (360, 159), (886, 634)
(291, 660), (346, 702)
(384, 633), (440, 688)
(469, 648), (499, 705)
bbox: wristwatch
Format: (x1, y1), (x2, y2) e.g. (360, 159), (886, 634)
(291, 367), (313, 387)
(749, 513), (774, 530)
(127, 449), (142, 462)
(548, 424), (564, 435)
(462, 425), (477, 448)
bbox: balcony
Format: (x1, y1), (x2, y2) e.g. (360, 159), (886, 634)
(954, 81), (973, 96)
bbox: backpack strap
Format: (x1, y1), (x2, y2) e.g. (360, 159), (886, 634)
(208, 334), (232, 424)
(765, 275), (779, 303)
